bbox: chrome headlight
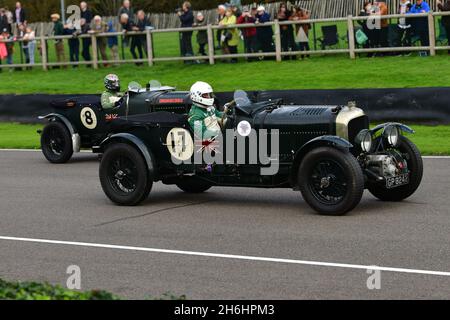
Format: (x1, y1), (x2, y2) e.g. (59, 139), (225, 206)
(383, 125), (400, 147)
(355, 129), (373, 153)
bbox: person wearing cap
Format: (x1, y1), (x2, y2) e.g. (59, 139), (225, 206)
(237, 6), (257, 61)
(194, 12), (208, 56)
(255, 6), (274, 54)
(51, 13), (67, 68)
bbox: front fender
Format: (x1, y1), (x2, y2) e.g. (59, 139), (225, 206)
(290, 135), (353, 188)
(99, 133), (155, 177)
(39, 113), (80, 153)
(370, 122), (415, 135)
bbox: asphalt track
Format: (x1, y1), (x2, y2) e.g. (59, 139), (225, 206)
(0, 150), (449, 299)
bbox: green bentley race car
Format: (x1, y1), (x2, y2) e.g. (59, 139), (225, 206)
(96, 90), (423, 216)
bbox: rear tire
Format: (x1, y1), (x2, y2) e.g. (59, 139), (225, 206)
(298, 147), (364, 216)
(368, 136), (423, 202)
(99, 143), (153, 206)
(176, 177), (212, 193)
(41, 121), (73, 164)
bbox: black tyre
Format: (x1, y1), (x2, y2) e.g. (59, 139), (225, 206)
(368, 136), (423, 202)
(298, 147), (365, 216)
(41, 121), (73, 164)
(176, 177), (212, 193)
(99, 143), (153, 206)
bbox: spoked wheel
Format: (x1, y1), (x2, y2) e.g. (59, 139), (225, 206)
(368, 136), (423, 202)
(299, 147), (364, 216)
(309, 160), (349, 206)
(100, 143), (153, 206)
(41, 121), (73, 164)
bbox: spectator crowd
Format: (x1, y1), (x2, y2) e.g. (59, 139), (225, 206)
(1, 0), (450, 71)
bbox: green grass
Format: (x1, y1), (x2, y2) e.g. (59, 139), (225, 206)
(0, 123), (42, 149)
(1, 123), (449, 155)
(2, 28), (450, 94)
(2, 53), (450, 94)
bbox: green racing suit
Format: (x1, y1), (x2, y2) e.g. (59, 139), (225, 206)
(101, 90), (123, 110)
(188, 103), (224, 141)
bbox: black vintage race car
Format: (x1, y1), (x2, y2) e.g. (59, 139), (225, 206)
(96, 90), (423, 216)
(39, 81), (191, 163)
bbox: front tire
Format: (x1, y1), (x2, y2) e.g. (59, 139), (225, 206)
(298, 147), (365, 216)
(99, 143), (153, 206)
(368, 136), (423, 202)
(41, 121), (73, 164)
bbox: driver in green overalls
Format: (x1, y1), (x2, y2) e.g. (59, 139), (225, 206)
(188, 81), (225, 141)
(101, 74), (123, 109)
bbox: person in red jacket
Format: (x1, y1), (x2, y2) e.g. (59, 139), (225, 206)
(237, 6), (257, 61)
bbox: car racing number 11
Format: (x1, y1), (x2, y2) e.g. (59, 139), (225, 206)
(80, 107), (98, 130)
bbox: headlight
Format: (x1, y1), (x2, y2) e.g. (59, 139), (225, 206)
(383, 125), (400, 147)
(355, 129), (372, 153)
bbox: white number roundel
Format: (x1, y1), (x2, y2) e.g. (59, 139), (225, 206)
(166, 128), (194, 161)
(80, 107), (97, 130)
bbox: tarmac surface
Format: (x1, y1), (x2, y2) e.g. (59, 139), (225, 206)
(0, 150), (449, 299)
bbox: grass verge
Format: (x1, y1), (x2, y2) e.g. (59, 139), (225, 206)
(0, 123), (449, 155)
(0, 277), (186, 300)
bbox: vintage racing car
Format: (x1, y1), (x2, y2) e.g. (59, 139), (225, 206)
(38, 81), (191, 163)
(96, 91), (423, 216)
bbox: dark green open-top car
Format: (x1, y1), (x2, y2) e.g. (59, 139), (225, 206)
(96, 88), (423, 216)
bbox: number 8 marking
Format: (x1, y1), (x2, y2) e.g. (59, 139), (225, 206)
(80, 107), (97, 129)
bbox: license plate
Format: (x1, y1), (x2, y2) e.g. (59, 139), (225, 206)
(386, 173), (409, 189)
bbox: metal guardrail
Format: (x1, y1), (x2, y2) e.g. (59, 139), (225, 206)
(1, 11), (450, 70)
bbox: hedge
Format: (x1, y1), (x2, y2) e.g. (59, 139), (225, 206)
(0, 278), (186, 300)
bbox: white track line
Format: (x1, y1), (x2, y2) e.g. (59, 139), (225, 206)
(1, 236), (450, 277)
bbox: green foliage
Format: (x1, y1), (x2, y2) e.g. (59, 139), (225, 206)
(0, 0), (278, 21)
(0, 278), (120, 300)
(0, 277), (187, 300)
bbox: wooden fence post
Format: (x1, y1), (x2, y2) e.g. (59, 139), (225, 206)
(40, 23), (48, 71)
(146, 29), (154, 66)
(347, 15), (356, 59)
(91, 33), (99, 69)
(207, 24), (215, 65)
(274, 20), (282, 62)
(428, 12), (436, 56)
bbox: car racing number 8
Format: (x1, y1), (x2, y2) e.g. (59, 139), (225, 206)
(80, 107), (98, 130)
(166, 128), (194, 162)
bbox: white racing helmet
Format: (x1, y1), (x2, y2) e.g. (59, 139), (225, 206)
(190, 81), (215, 108)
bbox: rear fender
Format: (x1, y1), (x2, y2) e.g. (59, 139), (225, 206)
(39, 113), (81, 153)
(98, 133), (155, 179)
